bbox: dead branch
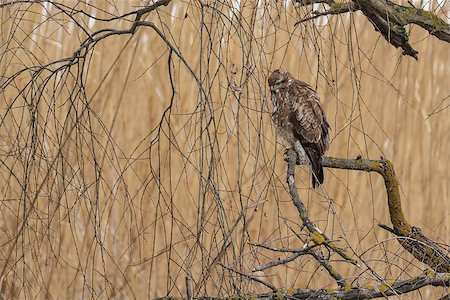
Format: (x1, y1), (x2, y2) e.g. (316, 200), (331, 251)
(319, 154), (450, 273)
(285, 149), (352, 287)
(251, 243), (319, 272)
(285, 150), (358, 265)
(218, 263), (276, 291)
(295, 0), (450, 59)
(157, 271), (450, 299)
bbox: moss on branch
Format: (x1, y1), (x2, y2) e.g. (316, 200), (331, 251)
(157, 153), (450, 299)
(285, 150), (358, 271)
(157, 272), (450, 299)
(295, 0), (450, 59)
(321, 155), (450, 273)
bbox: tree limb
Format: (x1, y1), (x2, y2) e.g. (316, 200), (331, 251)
(285, 149), (353, 288)
(320, 154), (450, 273)
(285, 150), (358, 266)
(294, 0), (450, 59)
(157, 272), (450, 299)
(275, 271), (449, 299)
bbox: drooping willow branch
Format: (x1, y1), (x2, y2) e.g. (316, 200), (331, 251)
(0, 0), (199, 282)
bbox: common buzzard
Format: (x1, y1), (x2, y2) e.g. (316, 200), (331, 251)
(268, 69), (330, 188)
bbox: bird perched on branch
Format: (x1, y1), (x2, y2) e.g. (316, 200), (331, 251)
(268, 69), (330, 188)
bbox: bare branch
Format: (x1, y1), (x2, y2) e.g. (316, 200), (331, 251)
(251, 251), (308, 272)
(294, 0), (450, 59)
(251, 242), (316, 253)
(284, 149), (353, 287)
(251, 243), (317, 272)
(218, 263), (277, 291)
(309, 250), (349, 288)
(158, 272), (450, 299)
(295, 2), (357, 24)
(320, 154), (450, 273)
(285, 149), (358, 266)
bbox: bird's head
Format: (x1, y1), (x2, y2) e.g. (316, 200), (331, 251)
(268, 69), (290, 91)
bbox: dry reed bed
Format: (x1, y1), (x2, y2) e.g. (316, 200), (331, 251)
(0, 0), (449, 298)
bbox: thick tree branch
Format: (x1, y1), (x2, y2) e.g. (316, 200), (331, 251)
(158, 272), (450, 299)
(320, 154), (450, 273)
(285, 150), (354, 288)
(295, 0), (450, 59)
(285, 151), (358, 264)
(273, 272), (449, 299)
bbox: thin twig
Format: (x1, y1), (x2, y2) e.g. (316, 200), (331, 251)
(218, 263), (276, 291)
(252, 251), (308, 272)
(251, 242), (316, 253)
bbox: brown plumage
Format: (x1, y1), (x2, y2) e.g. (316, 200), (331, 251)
(268, 69), (330, 188)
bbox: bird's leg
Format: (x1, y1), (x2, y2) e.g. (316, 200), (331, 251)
(296, 155), (310, 165)
(285, 146), (309, 165)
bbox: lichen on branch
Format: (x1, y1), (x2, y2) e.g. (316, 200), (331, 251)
(295, 0), (450, 59)
(321, 155), (450, 273)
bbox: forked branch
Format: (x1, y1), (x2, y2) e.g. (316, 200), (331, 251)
(158, 152), (450, 299)
(285, 150), (358, 267)
(320, 154), (450, 273)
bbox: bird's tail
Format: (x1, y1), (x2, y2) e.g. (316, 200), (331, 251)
(304, 148), (324, 189)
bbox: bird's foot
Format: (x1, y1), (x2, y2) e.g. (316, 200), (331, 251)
(284, 148), (304, 165)
(284, 148), (295, 163)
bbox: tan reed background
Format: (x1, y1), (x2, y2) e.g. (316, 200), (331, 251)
(0, 0), (449, 299)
